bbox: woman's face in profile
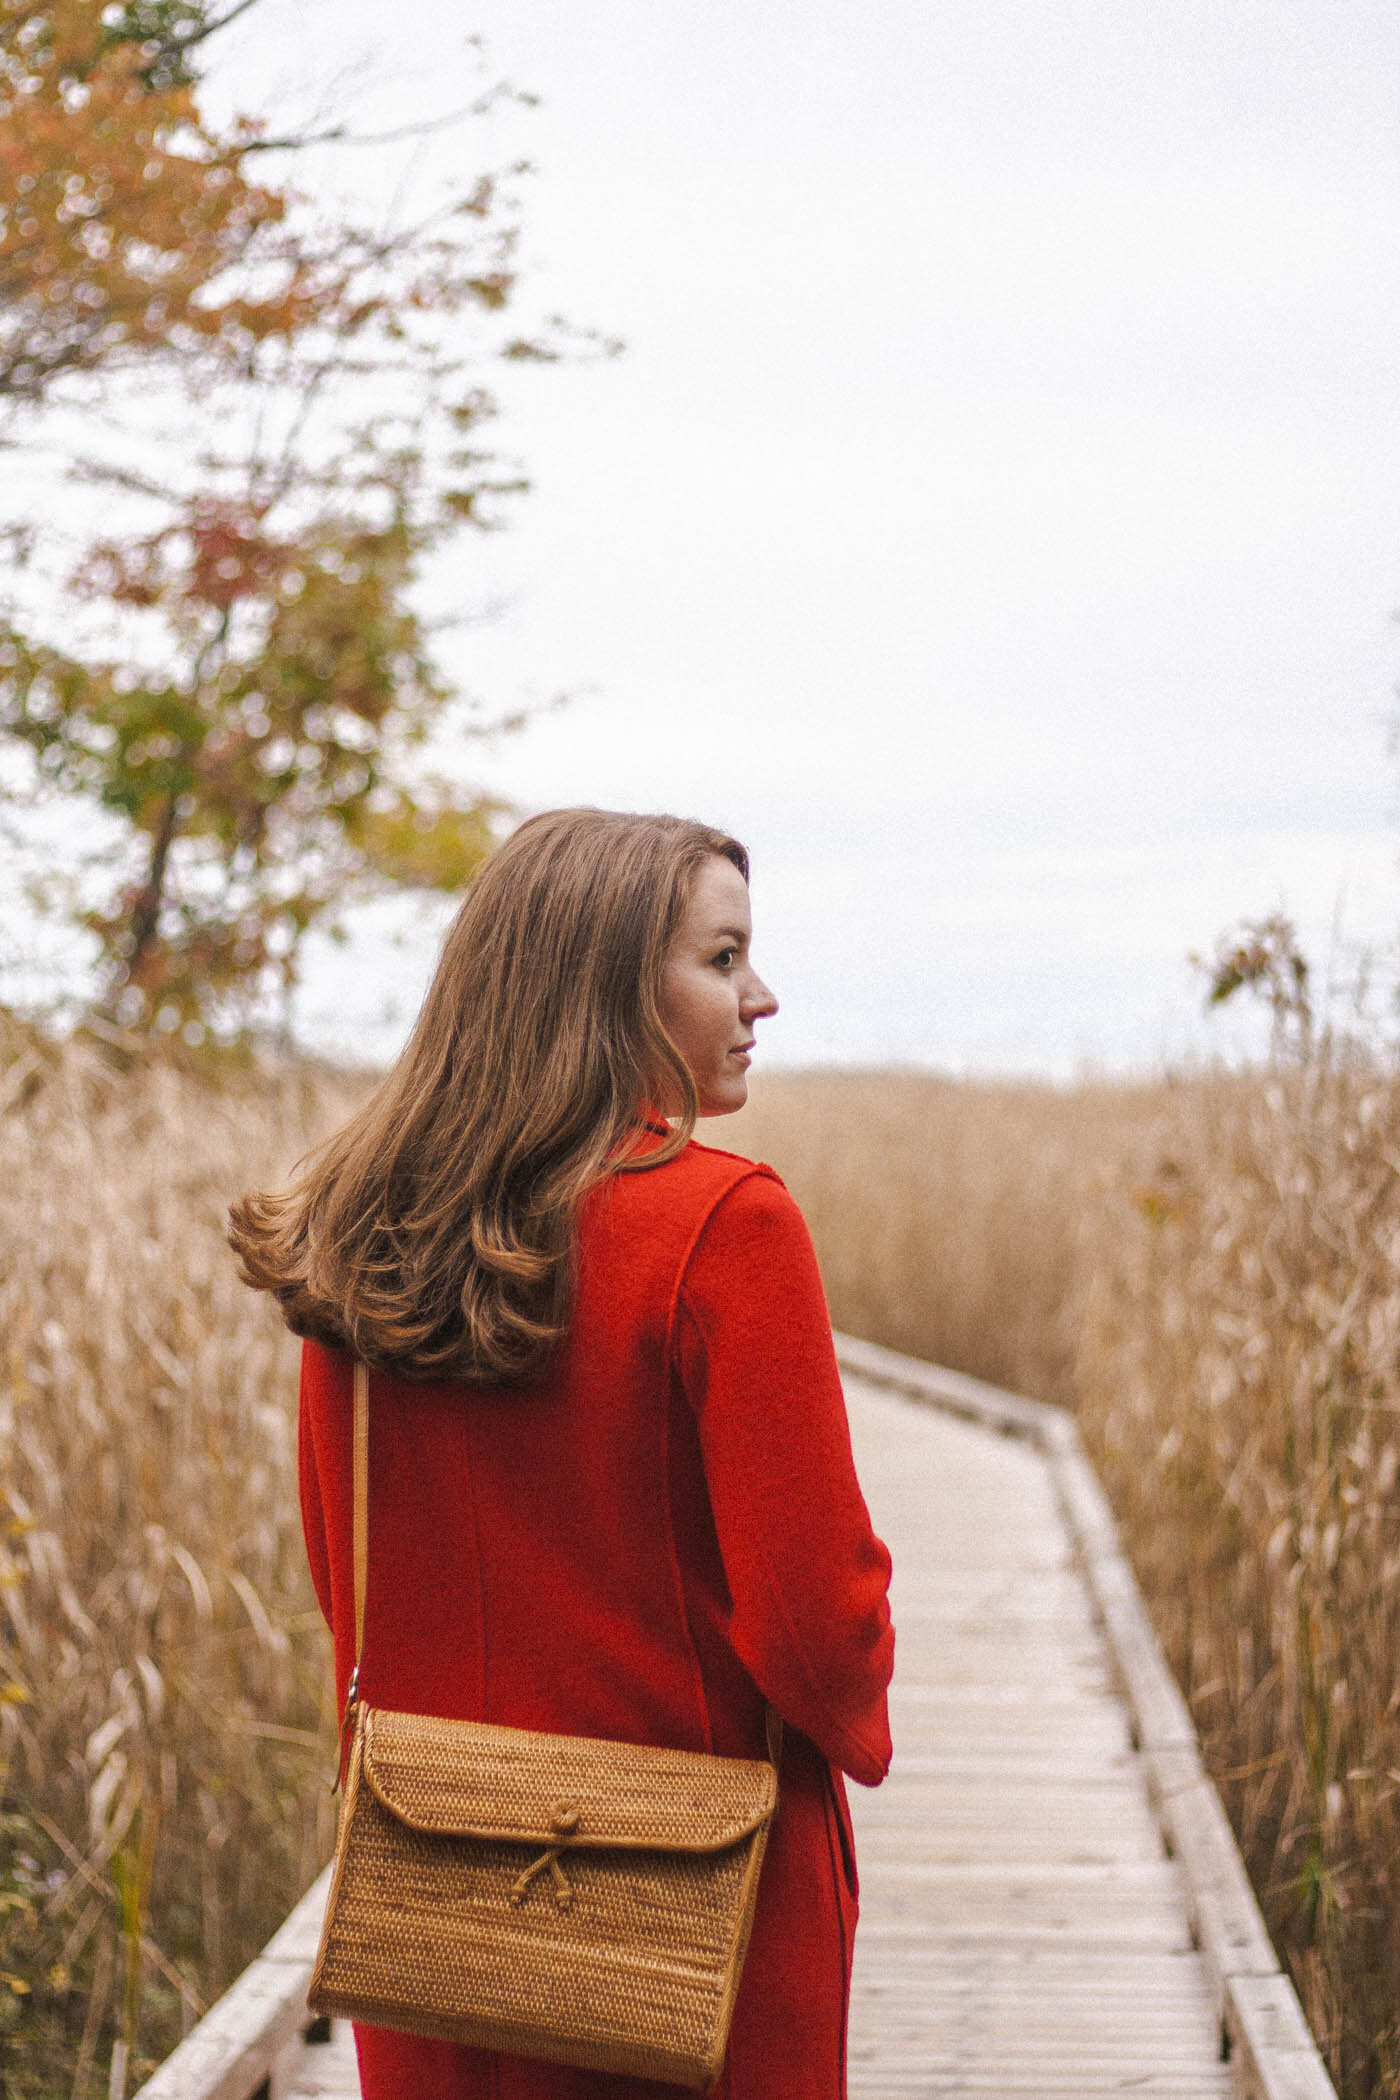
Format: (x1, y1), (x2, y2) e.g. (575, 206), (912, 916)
(658, 855), (778, 1116)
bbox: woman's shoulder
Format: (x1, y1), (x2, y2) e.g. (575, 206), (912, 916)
(681, 1142), (812, 1249)
(655, 1131), (793, 1214)
(669, 1146), (828, 1332)
(601, 1130), (799, 1244)
(662, 1139), (818, 1276)
(683, 1137), (795, 1207)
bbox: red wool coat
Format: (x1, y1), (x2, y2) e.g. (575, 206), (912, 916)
(297, 1125), (895, 2100)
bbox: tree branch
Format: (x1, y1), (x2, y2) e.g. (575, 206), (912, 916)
(236, 97), (518, 156)
(159, 0), (266, 55)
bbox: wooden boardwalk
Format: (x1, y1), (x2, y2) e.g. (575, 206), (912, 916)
(257, 1369), (1236, 2099)
(844, 1377), (1229, 2096)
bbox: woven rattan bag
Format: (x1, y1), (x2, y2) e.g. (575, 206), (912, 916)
(308, 1363), (781, 2091)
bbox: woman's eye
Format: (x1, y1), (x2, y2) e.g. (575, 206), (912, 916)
(712, 948), (737, 969)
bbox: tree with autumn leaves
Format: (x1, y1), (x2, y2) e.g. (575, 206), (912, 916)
(0, 0), (585, 1039)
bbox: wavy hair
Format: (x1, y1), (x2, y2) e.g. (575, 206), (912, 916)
(228, 808), (748, 1383)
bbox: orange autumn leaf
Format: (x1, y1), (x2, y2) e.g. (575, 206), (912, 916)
(0, 0), (321, 400)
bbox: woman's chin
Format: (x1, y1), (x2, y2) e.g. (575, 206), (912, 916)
(695, 1076), (748, 1118)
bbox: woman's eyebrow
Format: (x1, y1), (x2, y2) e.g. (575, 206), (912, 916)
(704, 924), (749, 945)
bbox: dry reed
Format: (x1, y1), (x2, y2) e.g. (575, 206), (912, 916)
(0, 1026), (361, 2096)
(1071, 1055), (1400, 2099)
(727, 1066), (1166, 1406)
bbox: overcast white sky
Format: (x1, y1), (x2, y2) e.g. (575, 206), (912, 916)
(202, 0), (1400, 1072)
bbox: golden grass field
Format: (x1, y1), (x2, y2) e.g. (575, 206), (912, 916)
(0, 1030), (360, 2097)
(0, 1031), (1395, 2095)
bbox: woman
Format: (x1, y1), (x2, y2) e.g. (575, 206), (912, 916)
(230, 807), (895, 2100)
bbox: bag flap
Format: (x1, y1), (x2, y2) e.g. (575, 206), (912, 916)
(361, 1707), (777, 1853)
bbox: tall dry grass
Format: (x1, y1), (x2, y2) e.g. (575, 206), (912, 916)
(3, 1034), (1397, 2096)
(1071, 1058), (1400, 2099)
(733, 1061), (1400, 2100)
(727, 1066), (1167, 1406)
(0, 1027), (360, 2096)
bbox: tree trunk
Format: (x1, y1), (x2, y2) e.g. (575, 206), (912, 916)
(118, 797), (181, 1014)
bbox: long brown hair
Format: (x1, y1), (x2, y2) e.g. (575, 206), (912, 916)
(228, 808), (749, 1383)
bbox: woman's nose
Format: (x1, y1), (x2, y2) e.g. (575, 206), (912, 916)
(745, 973), (778, 1020)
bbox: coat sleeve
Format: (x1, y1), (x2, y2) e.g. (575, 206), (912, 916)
(673, 1168), (895, 1785)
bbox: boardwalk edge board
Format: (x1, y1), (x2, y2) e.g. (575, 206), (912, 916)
(131, 1864), (333, 2100)
(831, 1330), (1339, 2100)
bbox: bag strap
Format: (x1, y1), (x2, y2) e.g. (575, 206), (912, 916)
(351, 1358), (370, 1694)
(331, 1359), (371, 1788)
(346, 1358), (783, 1774)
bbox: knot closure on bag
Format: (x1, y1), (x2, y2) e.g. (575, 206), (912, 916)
(510, 1844), (575, 1910)
(509, 1805), (584, 1908)
(510, 1807), (583, 1908)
